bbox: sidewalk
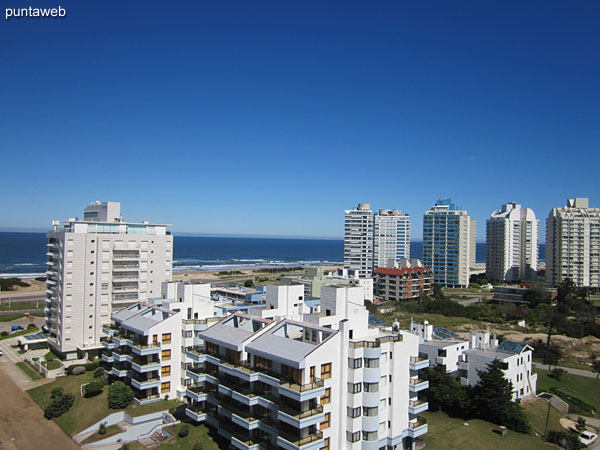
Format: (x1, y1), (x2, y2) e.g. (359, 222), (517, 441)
(533, 362), (596, 379)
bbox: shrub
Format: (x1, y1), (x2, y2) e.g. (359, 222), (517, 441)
(244, 279), (254, 288)
(99, 422), (107, 435)
(94, 367), (106, 378)
(85, 379), (104, 397)
(178, 424), (189, 438)
(72, 366), (86, 375)
(50, 387), (64, 398)
(193, 443), (203, 450)
(108, 381), (134, 409)
(0, 331), (8, 337)
(27, 324), (36, 330)
(549, 368), (567, 381)
(44, 392), (74, 419)
(85, 360), (101, 371)
(546, 430), (566, 444)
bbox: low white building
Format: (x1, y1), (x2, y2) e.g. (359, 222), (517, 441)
(410, 320), (468, 375)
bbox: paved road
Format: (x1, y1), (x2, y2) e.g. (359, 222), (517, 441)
(0, 360), (78, 450)
(533, 362), (596, 378)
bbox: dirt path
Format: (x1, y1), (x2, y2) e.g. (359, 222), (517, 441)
(0, 363), (78, 450)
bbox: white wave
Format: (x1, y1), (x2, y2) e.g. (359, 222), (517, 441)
(0, 272), (46, 279)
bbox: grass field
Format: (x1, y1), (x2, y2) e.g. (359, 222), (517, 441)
(0, 301), (43, 311)
(81, 424), (122, 444)
(422, 411), (555, 450)
(157, 423), (220, 450)
(523, 398), (564, 436)
(16, 361), (43, 380)
(28, 372), (184, 436)
(535, 368), (600, 414)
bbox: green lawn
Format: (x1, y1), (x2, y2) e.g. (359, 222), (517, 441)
(0, 301), (42, 311)
(81, 424), (123, 444)
(16, 361), (43, 380)
(523, 398), (564, 436)
(28, 372), (183, 436)
(42, 360), (61, 370)
(157, 423), (220, 450)
(422, 411), (555, 450)
(535, 368), (600, 414)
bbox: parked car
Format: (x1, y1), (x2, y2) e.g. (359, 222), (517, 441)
(580, 431), (598, 447)
(0, 349), (3, 356)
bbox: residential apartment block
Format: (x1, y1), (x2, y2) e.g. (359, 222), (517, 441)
(422, 199), (476, 288)
(486, 203), (539, 282)
(374, 210), (411, 269)
(46, 201), (173, 359)
(410, 321), (536, 401)
(373, 262), (433, 302)
(546, 198), (600, 288)
(281, 267), (373, 302)
(344, 204), (411, 278)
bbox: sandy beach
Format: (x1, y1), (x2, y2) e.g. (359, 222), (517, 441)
(172, 264), (343, 282)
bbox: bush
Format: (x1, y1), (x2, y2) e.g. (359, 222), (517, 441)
(50, 387), (64, 398)
(549, 367), (567, 381)
(244, 279), (254, 288)
(94, 367), (106, 378)
(72, 366), (86, 375)
(84, 360), (101, 371)
(193, 443), (203, 450)
(0, 331), (8, 337)
(546, 429), (566, 444)
(85, 379), (104, 397)
(27, 324), (36, 330)
(44, 392), (74, 419)
(108, 381), (134, 409)
(99, 422), (107, 435)
(178, 424), (189, 438)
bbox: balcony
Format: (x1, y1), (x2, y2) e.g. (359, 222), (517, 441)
(111, 366), (128, 377)
(407, 417), (428, 438)
(101, 340), (116, 350)
(101, 353), (114, 363)
(131, 359), (161, 373)
(186, 385), (208, 403)
(408, 399), (429, 415)
(277, 430), (324, 450)
(277, 405), (325, 428)
(409, 354), (430, 371)
(409, 378), (429, 392)
(112, 335), (133, 347)
(131, 376), (161, 390)
(112, 351), (133, 363)
(131, 342), (161, 356)
(219, 403), (260, 430)
(185, 404), (207, 422)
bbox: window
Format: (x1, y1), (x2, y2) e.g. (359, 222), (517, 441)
(320, 388), (331, 404)
(161, 366), (171, 376)
(160, 382), (170, 393)
(162, 349), (171, 361)
(363, 406), (378, 417)
(320, 413), (330, 429)
(346, 431), (360, 442)
(348, 382), (362, 394)
(347, 406), (361, 418)
(363, 382), (379, 393)
(348, 357), (362, 369)
(362, 431), (377, 441)
(364, 358), (379, 368)
(162, 333), (172, 344)
(321, 362), (331, 379)
(321, 437), (329, 450)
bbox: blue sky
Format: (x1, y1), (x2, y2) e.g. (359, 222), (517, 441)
(1, 1), (599, 241)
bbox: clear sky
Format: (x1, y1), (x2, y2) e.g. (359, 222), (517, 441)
(2, 1), (599, 241)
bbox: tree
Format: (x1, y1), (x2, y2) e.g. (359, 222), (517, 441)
(243, 279), (254, 288)
(108, 381), (134, 409)
(178, 424), (189, 438)
(422, 365), (470, 417)
(432, 283), (445, 301)
(44, 391), (74, 419)
(542, 341), (562, 370)
(565, 430), (583, 450)
(592, 360), (600, 379)
(471, 359), (530, 432)
(575, 417), (586, 434)
(85, 379), (104, 397)
(523, 284), (550, 308)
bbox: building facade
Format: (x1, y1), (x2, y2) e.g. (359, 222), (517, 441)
(180, 284), (429, 450)
(344, 204), (375, 278)
(486, 203), (539, 282)
(46, 201), (173, 358)
(546, 198), (600, 288)
(374, 210), (411, 269)
(422, 199), (476, 288)
(373, 266), (433, 302)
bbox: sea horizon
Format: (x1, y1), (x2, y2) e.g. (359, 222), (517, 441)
(0, 231), (546, 278)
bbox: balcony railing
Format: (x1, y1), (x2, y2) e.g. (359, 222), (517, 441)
(278, 430), (323, 448)
(409, 417), (427, 429)
(280, 377), (324, 392)
(279, 405), (323, 420)
(410, 354), (428, 363)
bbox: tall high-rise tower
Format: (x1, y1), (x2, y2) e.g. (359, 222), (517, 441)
(546, 198), (600, 288)
(374, 209), (411, 268)
(344, 203), (374, 277)
(423, 199), (476, 287)
(45, 201), (173, 358)
(486, 203), (539, 282)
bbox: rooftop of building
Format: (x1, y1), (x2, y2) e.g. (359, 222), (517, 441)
(112, 303), (177, 334)
(199, 312), (273, 349)
(374, 267), (432, 276)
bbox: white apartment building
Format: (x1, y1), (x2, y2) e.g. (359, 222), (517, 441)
(374, 210), (411, 269)
(422, 199), (476, 287)
(46, 201), (172, 359)
(179, 284), (429, 450)
(410, 321), (536, 401)
(486, 203), (539, 282)
(344, 204), (375, 278)
(546, 198), (600, 288)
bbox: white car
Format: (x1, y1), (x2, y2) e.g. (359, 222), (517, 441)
(580, 431), (598, 447)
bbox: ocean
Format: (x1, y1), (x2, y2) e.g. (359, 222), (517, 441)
(0, 232), (545, 278)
